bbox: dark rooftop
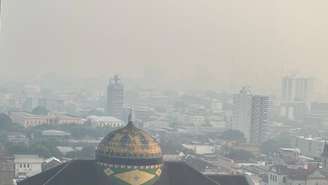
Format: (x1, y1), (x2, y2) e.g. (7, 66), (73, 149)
(18, 160), (250, 185)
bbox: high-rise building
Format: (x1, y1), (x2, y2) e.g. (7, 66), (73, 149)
(280, 75), (313, 121)
(106, 75), (124, 119)
(232, 87), (272, 145)
(282, 75), (314, 102)
(250, 95), (272, 145)
(232, 87), (253, 142)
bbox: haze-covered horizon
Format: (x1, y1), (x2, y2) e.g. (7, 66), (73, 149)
(1, 0), (328, 93)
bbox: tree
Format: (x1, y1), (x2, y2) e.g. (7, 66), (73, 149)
(0, 113), (13, 130)
(32, 106), (49, 115)
(220, 129), (246, 142)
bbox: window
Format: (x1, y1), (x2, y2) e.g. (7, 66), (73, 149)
(282, 177), (286, 183)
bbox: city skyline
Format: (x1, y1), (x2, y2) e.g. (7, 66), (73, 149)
(2, 1), (328, 185)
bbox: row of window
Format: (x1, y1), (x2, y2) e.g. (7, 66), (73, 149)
(18, 163), (31, 169)
(270, 174), (278, 182)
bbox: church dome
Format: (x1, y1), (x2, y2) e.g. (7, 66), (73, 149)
(95, 113), (163, 185)
(96, 122), (162, 166)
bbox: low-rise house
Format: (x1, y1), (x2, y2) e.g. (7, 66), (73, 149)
(14, 155), (44, 179)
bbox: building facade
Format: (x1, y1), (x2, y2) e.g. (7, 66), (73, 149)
(106, 75), (124, 119)
(9, 112), (83, 128)
(282, 75), (314, 103)
(232, 87), (253, 142)
(86, 115), (124, 128)
(232, 87), (272, 144)
(250, 95), (272, 145)
(14, 155), (44, 179)
(294, 136), (325, 158)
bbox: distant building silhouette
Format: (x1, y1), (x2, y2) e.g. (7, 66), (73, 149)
(106, 75), (124, 119)
(280, 75), (313, 121)
(282, 75), (314, 102)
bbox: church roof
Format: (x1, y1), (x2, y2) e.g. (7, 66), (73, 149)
(18, 160), (226, 185)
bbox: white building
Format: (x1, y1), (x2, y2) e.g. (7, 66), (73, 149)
(10, 112), (54, 128)
(86, 116), (124, 128)
(294, 136), (325, 158)
(268, 165), (328, 185)
(9, 112), (83, 128)
(232, 87), (272, 144)
(282, 75), (314, 103)
(14, 155), (43, 179)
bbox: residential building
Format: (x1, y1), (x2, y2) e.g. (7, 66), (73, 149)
(294, 136), (325, 158)
(267, 165), (328, 185)
(232, 87), (272, 144)
(250, 95), (272, 145)
(282, 75), (314, 102)
(14, 155), (44, 179)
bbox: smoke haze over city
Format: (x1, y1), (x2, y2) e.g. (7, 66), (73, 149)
(1, 0), (328, 93)
(4, 1), (328, 185)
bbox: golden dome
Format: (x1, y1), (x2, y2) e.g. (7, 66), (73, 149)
(95, 120), (162, 167)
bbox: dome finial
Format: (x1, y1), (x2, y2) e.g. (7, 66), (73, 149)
(127, 107), (134, 126)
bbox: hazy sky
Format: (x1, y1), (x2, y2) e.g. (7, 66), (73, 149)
(1, 0), (328, 92)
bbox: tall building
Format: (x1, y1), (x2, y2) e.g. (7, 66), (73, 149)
(232, 87), (253, 142)
(282, 75), (314, 102)
(280, 75), (313, 121)
(250, 95), (272, 145)
(106, 75), (124, 119)
(232, 87), (272, 144)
